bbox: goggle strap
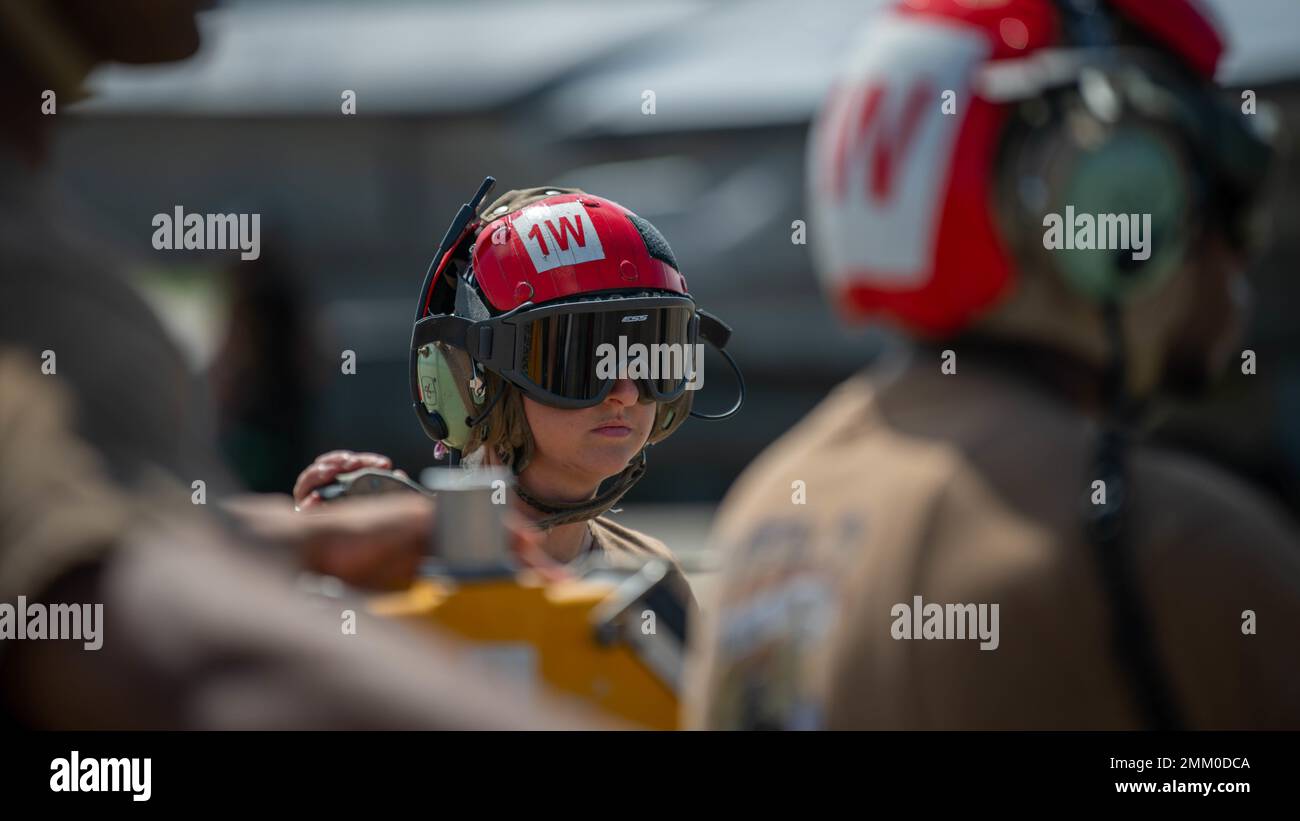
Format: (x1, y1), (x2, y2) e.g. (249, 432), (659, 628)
(698, 310), (732, 349)
(412, 315), (472, 351)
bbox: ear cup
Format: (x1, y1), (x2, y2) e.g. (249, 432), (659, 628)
(997, 88), (1199, 306)
(416, 343), (477, 449)
(648, 390), (692, 445)
(1049, 125), (1192, 302)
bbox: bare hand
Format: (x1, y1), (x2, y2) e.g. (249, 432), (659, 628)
(296, 494), (432, 590)
(293, 450), (408, 510)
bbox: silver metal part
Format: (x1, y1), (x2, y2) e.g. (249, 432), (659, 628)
(422, 466), (514, 570)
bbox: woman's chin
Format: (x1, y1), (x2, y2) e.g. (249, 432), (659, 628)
(578, 448), (641, 482)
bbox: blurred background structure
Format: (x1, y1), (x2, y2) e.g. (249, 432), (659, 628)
(51, 0), (1300, 575)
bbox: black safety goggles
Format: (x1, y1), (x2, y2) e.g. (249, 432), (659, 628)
(413, 294), (734, 410)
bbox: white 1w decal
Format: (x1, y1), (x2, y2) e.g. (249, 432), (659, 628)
(810, 16), (988, 287)
(515, 200), (606, 274)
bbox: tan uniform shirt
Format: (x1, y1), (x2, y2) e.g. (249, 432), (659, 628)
(0, 353), (130, 606)
(686, 353), (1300, 729)
(589, 515), (697, 614)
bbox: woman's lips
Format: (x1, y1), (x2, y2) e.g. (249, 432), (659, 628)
(591, 422), (633, 438)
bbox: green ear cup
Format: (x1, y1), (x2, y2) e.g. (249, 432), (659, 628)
(417, 344), (474, 449)
(1053, 126), (1191, 303)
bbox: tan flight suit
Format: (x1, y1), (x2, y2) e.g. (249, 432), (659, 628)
(589, 516), (698, 613)
(685, 350), (1300, 729)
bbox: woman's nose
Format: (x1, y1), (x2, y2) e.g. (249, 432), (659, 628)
(607, 378), (640, 406)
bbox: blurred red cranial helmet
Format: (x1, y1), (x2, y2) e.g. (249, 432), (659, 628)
(807, 0), (1225, 335)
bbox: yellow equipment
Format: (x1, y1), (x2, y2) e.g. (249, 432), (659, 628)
(371, 559), (684, 729)
(329, 467), (686, 730)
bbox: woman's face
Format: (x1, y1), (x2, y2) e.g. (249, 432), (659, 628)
(520, 379), (655, 501)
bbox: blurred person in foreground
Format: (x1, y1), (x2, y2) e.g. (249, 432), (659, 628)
(687, 0), (1300, 729)
(0, 0), (603, 729)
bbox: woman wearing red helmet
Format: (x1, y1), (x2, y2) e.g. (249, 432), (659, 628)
(293, 181), (742, 604)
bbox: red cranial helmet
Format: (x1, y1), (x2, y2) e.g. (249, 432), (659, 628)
(807, 0), (1240, 335)
(469, 190), (689, 311)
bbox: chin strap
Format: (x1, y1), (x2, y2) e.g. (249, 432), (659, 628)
(512, 450), (648, 530)
(1087, 301), (1185, 730)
